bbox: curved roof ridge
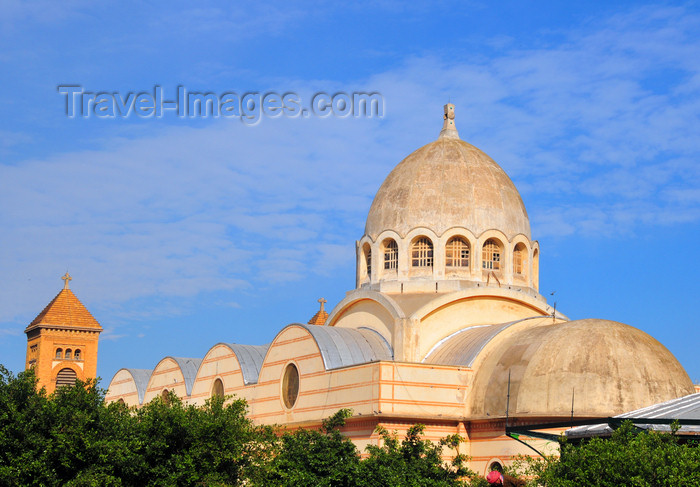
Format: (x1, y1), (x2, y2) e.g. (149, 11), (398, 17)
(423, 315), (554, 367)
(123, 368), (152, 404)
(407, 289), (555, 321)
(222, 343), (269, 384)
(168, 357), (202, 396)
(422, 325), (491, 362)
(358, 327), (394, 360)
(295, 323), (393, 370)
(326, 289), (407, 326)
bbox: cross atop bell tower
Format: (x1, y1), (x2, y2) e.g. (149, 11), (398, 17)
(62, 272), (72, 289)
(25, 274), (102, 393)
(307, 297), (329, 326)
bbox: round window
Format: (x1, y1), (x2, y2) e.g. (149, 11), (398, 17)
(282, 363), (300, 409)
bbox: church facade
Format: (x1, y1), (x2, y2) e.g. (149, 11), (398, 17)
(105, 105), (694, 473)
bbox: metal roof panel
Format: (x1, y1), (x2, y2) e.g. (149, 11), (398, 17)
(124, 368), (152, 404)
(567, 392), (700, 438)
(170, 357), (202, 396)
(298, 324), (392, 370)
(224, 343), (269, 384)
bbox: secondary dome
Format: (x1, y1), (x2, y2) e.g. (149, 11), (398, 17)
(470, 319), (695, 418)
(364, 104), (531, 240)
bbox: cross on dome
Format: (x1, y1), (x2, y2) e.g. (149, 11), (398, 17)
(318, 297), (327, 313)
(61, 272), (72, 290)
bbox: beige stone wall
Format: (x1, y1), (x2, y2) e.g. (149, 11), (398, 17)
(330, 288), (553, 365)
(415, 294), (550, 362)
(251, 325), (377, 424)
(328, 297), (396, 346)
(143, 357), (189, 403)
(375, 362), (471, 418)
(189, 344), (251, 407)
(467, 419), (561, 476)
(105, 369), (141, 407)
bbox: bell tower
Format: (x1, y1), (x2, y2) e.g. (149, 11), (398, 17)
(25, 273), (102, 393)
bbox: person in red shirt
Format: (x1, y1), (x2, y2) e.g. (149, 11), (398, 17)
(486, 469), (526, 487)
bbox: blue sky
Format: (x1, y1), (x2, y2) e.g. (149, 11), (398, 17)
(1, 1), (699, 384)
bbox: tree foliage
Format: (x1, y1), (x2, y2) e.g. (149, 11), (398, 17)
(256, 409), (476, 487)
(0, 365), (484, 486)
(16, 364), (696, 486)
(359, 424), (472, 486)
(0, 366), (269, 486)
(517, 421), (700, 487)
(253, 408), (361, 486)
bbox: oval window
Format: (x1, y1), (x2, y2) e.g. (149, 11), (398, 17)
(282, 363), (300, 409)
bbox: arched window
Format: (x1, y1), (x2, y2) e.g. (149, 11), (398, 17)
(55, 368), (77, 387)
(383, 239), (398, 270)
(212, 378), (224, 398)
(55, 348), (63, 359)
(411, 237), (433, 267)
(282, 363), (300, 409)
(117, 398), (126, 406)
(446, 237), (470, 267)
(482, 239), (501, 270)
(513, 243), (527, 275)
(73, 349), (81, 360)
(161, 389), (171, 404)
(489, 461), (503, 473)
(64, 349), (72, 360)
(362, 243), (372, 279)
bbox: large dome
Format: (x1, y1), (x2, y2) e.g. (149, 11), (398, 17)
(469, 319), (695, 418)
(364, 111), (530, 241)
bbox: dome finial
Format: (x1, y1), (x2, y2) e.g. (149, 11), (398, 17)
(439, 103), (459, 139)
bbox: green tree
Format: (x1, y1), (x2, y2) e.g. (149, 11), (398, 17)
(0, 365), (49, 485)
(252, 408), (361, 486)
(0, 366), (269, 487)
(132, 391), (271, 487)
(358, 424), (473, 487)
(519, 421), (700, 487)
(253, 408), (480, 487)
(1, 365), (493, 487)
(0, 365), (136, 486)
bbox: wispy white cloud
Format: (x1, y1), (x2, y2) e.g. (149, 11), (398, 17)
(359, 5), (700, 238)
(1, 4), (700, 344)
(99, 328), (127, 341)
(0, 328), (22, 337)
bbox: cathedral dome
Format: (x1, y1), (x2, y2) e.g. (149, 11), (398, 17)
(364, 105), (530, 241)
(470, 319), (695, 418)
